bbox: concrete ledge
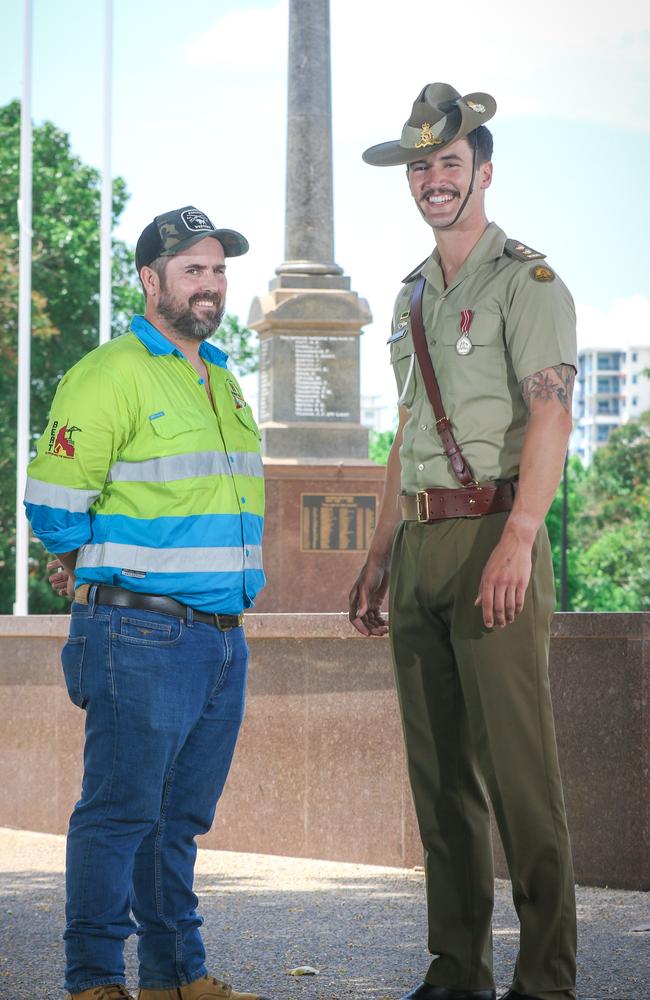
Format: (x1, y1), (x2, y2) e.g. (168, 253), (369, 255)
(0, 612), (648, 889)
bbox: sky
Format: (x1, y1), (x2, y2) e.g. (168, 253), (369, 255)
(2, 0), (650, 424)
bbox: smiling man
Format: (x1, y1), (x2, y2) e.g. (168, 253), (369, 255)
(24, 207), (270, 1000)
(349, 85), (577, 1000)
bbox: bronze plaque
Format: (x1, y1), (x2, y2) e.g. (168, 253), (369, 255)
(301, 493), (377, 552)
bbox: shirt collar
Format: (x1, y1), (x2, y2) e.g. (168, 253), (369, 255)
(130, 315), (229, 369)
(421, 222), (508, 293)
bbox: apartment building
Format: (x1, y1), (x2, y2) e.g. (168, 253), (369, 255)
(572, 343), (650, 465)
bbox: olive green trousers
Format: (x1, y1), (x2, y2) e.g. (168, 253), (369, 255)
(389, 514), (576, 1000)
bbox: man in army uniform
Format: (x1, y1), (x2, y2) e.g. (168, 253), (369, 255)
(349, 84), (577, 1000)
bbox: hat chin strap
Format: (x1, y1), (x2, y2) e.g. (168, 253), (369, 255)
(433, 132), (478, 230)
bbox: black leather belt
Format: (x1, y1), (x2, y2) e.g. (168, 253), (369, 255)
(74, 584), (244, 630)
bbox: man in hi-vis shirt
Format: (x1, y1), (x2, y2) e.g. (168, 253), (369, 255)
(25, 206), (270, 1000)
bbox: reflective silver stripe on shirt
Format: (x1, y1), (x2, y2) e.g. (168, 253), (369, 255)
(24, 477), (100, 513)
(108, 450), (264, 483)
(76, 542), (264, 573)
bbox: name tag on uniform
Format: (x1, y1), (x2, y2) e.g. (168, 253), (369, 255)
(387, 326), (408, 345)
(387, 310), (410, 344)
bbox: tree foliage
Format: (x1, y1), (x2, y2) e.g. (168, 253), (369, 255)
(210, 314), (258, 378)
(570, 412), (650, 611)
(1, 100), (141, 613)
(368, 411), (650, 612)
(368, 428), (395, 466)
(1, 101), (256, 613)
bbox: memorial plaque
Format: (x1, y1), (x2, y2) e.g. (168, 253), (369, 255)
(301, 493), (376, 552)
(259, 339), (272, 422)
(259, 334), (359, 424)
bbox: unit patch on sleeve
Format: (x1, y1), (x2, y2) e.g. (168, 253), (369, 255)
(530, 265), (556, 282)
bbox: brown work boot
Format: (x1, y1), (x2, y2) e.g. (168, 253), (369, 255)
(67, 986), (135, 1000)
(138, 975), (270, 999)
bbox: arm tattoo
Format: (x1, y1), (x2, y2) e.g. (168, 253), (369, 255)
(520, 365), (575, 414)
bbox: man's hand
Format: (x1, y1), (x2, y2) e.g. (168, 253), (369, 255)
(47, 558), (75, 600)
(474, 529), (533, 629)
(349, 557), (390, 636)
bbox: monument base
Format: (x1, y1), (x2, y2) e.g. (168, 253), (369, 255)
(255, 460), (386, 612)
(261, 422), (369, 461)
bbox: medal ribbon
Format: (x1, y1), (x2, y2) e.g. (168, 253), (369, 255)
(460, 309), (474, 333)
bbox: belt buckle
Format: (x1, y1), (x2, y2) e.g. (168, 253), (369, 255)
(416, 490), (431, 523)
(213, 613), (244, 631)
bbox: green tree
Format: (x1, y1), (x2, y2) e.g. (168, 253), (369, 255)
(1, 100), (256, 613)
(368, 428), (395, 465)
(210, 314), (258, 378)
(0, 100), (142, 613)
(571, 412), (650, 611)
(544, 456), (587, 608)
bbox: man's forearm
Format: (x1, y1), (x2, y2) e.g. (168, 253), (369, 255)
(366, 420), (405, 566)
(503, 406), (573, 546)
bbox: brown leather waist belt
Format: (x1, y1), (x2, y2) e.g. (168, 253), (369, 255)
(400, 481), (516, 523)
(74, 584), (244, 630)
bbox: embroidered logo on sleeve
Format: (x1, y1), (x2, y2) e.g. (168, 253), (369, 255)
(47, 420), (82, 458)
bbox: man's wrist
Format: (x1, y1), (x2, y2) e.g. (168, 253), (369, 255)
(55, 550), (78, 575)
(365, 541), (393, 571)
(502, 511), (539, 548)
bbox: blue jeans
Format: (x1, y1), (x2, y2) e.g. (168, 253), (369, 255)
(60, 592), (248, 993)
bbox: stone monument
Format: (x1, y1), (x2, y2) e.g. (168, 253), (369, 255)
(248, 0), (385, 612)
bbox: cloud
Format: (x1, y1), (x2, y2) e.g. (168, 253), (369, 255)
(331, 0), (650, 135)
(577, 296), (650, 350)
(184, 0), (650, 133)
(184, 4), (287, 70)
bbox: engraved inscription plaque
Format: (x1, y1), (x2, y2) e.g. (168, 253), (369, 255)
(259, 339), (272, 422)
(259, 334), (359, 424)
(301, 493), (377, 552)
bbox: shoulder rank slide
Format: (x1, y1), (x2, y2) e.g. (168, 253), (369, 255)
(504, 239), (546, 262)
(402, 256), (430, 284)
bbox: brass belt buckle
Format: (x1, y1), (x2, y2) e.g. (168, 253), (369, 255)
(416, 490), (431, 523)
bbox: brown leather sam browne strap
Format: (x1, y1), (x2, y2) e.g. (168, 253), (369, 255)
(409, 276), (476, 487)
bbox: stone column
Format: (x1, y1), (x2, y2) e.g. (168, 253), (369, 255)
(278, 0), (341, 277)
(248, 0), (372, 461)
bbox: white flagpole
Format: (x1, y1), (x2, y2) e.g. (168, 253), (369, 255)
(99, 0), (113, 345)
(14, 0), (33, 615)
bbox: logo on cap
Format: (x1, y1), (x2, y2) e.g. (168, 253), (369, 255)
(181, 208), (214, 233)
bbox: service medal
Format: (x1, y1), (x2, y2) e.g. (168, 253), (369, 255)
(455, 309), (474, 355)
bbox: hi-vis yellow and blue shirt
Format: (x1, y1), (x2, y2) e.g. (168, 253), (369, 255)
(24, 316), (265, 614)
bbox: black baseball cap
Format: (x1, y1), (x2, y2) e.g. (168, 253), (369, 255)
(135, 205), (249, 273)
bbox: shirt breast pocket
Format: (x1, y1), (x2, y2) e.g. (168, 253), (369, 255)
(439, 312), (506, 387)
(148, 413), (214, 487)
(390, 332), (417, 408)
(149, 413), (211, 442)
(439, 312), (504, 350)
(232, 405), (262, 442)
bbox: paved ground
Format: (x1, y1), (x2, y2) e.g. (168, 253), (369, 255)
(0, 828), (647, 1000)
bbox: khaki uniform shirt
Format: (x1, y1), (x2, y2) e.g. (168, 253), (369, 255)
(390, 222), (577, 492)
